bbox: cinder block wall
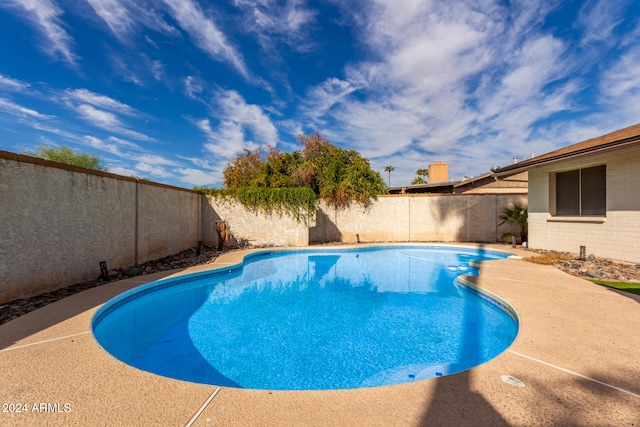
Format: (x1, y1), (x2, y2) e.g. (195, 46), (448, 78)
(528, 144), (640, 263)
(0, 152), (201, 304)
(311, 194), (526, 244)
(0, 149), (527, 304)
(207, 196), (310, 247)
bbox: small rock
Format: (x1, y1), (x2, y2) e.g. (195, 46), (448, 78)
(123, 267), (143, 277)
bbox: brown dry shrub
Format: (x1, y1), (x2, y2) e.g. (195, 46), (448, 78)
(523, 251), (572, 265)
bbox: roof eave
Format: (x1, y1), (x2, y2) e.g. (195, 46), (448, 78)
(494, 136), (640, 177)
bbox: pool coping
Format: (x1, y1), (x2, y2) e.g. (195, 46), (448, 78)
(1, 243), (639, 426)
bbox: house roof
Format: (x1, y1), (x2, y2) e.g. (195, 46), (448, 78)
(388, 169), (527, 194)
(387, 180), (456, 194)
(453, 172), (493, 189)
(494, 122), (640, 176)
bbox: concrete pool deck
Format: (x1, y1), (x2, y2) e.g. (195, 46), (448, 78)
(1, 243), (639, 426)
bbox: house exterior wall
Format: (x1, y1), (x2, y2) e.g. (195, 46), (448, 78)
(528, 144), (640, 262)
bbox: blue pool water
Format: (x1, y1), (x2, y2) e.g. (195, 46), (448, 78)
(92, 246), (518, 390)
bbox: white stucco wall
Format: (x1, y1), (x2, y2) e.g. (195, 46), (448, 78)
(528, 144), (640, 262)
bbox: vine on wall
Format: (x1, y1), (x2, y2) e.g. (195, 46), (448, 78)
(195, 187), (316, 223)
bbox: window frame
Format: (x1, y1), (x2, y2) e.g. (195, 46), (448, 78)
(549, 164), (606, 218)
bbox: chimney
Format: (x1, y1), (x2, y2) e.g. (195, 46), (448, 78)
(428, 161), (448, 183)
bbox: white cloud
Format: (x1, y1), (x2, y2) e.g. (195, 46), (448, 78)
(135, 153), (181, 167)
(106, 135), (141, 149)
(1, 0), (77, 64)
(83, 135), (141, 156)
(83, 0), (177, 42)
(150, 60), (164, 81)
(577, 0), (628, 45)
(234, 0), (316, 53)
(192, 89), (279, 160)
(59, 89), (151, 141)
(598, 42), (640, 123)
(74, 104), (152, 141)
(82, 137), (181, 180)
(387, 20), (491, 93)
(215, 90), (279, 145)
(85, 0), (134, 41)
(502, 36), (567, 98)
(129, 3), (177, 36)
(107, 165), (138, 177)
(77, 104), (120, 127)
(302, 78), (362, 121)
(84, 135), (124, 155)
(0, 97), (51, 119)
(184, 76), (203, 99)
(294, 0), (598, 181)
(600, 48), (640, 99)
(299, 1), (506, 161)
(176, 167), (219, 186)
(135, 162), (171, 177)
(30, 123), (79, 140)
(0, 74), (30, 92)
(109, 54), (144, 86)
(64, 88), (139, 116)
(477, 35), (571, 133)
(162, 0), (249, 78)
(197, 118), (255, 159)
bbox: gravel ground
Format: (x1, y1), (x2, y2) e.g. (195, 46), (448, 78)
(1, 246), (638, 327)
(0, 245), (224, 326)
(528, 249), (640, 283)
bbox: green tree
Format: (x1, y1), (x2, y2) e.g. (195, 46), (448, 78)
(222, 131), (385, 208)
(384, 165), (395, 187)
(295, 131), (385, 207)
(499, 200), (528, 243)
(223, 146), (302, 189)
(222, 147), (266, 188)
(24, 145), (108, 171)
(411, 168), (429, 185)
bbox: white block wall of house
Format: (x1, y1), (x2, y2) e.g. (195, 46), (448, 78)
(528, 144), (640, 263)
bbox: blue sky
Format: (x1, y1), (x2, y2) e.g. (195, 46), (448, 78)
(1, 0), (639, 188)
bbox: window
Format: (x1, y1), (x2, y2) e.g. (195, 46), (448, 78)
(555, 165), (606, 216)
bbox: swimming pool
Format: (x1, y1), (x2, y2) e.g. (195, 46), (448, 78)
(92, 245), (518, 390)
